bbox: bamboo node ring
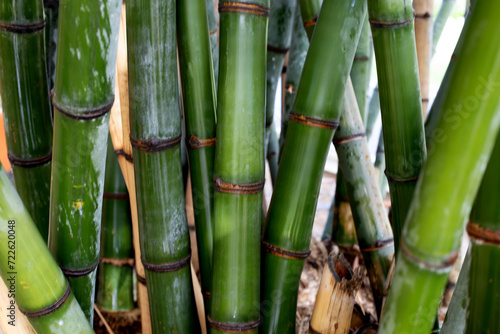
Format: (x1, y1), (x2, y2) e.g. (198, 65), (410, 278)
(467, 221), (500, 246)
(384, 170), (419, 184)
(214, 177), (265, 194)
(19, 281), (71, 318)
(203, 291), (212, 299)
(262, 240), (311, 260)
(333, 132), (366, 146)
(141, 253), (191, 273)
(209, 29), (218, 35)
(354, 56), (370, 61)
(187, 135), (216, 149)
(60, 261), (99, 277)
(400, 239), (458, 270)
(52, 97), (115, 121)
(100, 257), (134, 267)
(360, 238), (394, 252)
(115, 149), (134, 163)
(0, 20), (46, 33)
(207, 315), (262, 333)
(8, 152), (52, 168)
(130, 133), (182, 152)
(303, 15), (318, 28)
(265, 118), (273, 128)
(267, 44), (289, 54)
(103, 192), (129, 200)
(218, 2), (270, 17)
(369, 13), (415, 28)
(136, 273), (147, 285)
(289, 112), (339, 130)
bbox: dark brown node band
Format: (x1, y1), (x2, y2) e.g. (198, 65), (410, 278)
(130, 133), (182, 152)
(369, 13), (415, 28)
(333, 132), (366, 146)
(289, 112), (339, 130)
(219, 2), (270, 17)
(136, 274), (147, 285)
(0, 20), (45, 33)
(207, 315), (262, 333)
(360, 238), (394, 252)
(114, 149), (134, 163)
(60, 261), (99, 277)
(103, 192), (129, 200)
(400, 239), (458, 270)
(142, 253), (191, 273)
(214, 177), (265, 194)
(100, 257), (134, 267)
(267, 44), (289, 54)
(467, 221), (500, 246)
(20, 281), (71, 318)
(303, 15), (318, 28)
(262, 240), (311, 260)
(384, 170), (419, 184)
(186, 135), (216, 149)
(52, 98), (114, 121)
(8, 152), (52, 168)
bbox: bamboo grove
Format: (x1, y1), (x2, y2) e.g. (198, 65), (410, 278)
(0, 0), (499, 333)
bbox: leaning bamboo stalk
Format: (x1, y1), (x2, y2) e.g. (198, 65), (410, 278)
(48, 0), (121, 323)
(464, 134), (500, 333)
(0, 0), (53, 242)
(309, 253), (364, 334)
(334, 80), (394, 316)
(0, 167), (93, 333)
(413, 0), (434, 116)
(432, 0), (457, 56)
(379, 1), (500, 331)
(261, 0), (366, 331)
(210, 1), (269, 332)
(177, 0), (217, 315)
(125, 0), (200, 331)
(368, 0), (426, 253)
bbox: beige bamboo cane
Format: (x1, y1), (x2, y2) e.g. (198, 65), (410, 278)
(309, 253), (364, 334)
(414, 0), (434, 116)
(0, 279), (36, 334)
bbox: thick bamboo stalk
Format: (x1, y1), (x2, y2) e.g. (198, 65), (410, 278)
(334, 80), (394, 316)
(43, 0), (59, 93)
(368, 0), (426, 253)
(125, 0), (200, 332)
(48, 0), (121, 324)
(413, 0), (434, 116)
(96, 137), (134, 312)
(279, 4), (309, 156)
(309, 254), (364, 334)
(0, 0), (53, 242)
(210, 1), (268, 332)
(432, 0), (457, 56)
(379, 1), (500, 331)
(261, 1), (366, 331)
(464, 134), (500, 333)
(177, 0), (217, 316)
(0, 167), (93, 333)
(206, 0), (218, 88)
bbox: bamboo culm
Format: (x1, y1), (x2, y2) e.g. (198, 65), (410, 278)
(261, 0), (366, 331)
(379, 1), (500, 331)
(0, 0), (53, 242)
(126, 0), (200, 331)
(210, 1), (269, 332)
(43, 0), (59, 94)
(0, 167), (93, 333)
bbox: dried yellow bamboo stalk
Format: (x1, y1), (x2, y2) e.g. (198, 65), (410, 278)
(309, 253), (364, 334)
(0, 279), (36, 334)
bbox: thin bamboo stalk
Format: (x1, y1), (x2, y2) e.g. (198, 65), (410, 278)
(298, 0), (322, 40)
(210, 1), (269, 332)
(206, 0), (219, 88)
(379, 1), (500, 331)
(365, 87), (380, 141)
(413, 0), (434, 116)
(368, 0), (426, 253)
(267, 124), (280, 186)
(309, 253), (364, 334)
(0, 0), (53, 242)
(125, 0), (200, 331)
(334, 80), (394, 316)
(279, 4), (309, 156)
(465, 134), (500, 333)
(0, 167), (93, 333)
(48, 0), (121, 323)
(261, 0), (366, 331)
(432, 0), (457, 56)
(96, 137), (134, 312)
(177, 0), (217, 315)
(43, 0), (59, 93)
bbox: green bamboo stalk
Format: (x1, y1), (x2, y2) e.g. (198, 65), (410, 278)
(0, 167), (93, 333)
(298, 0), (322, 39)
(206, 0), (218, 89)
(334, 80), (394, 317)
(379, 1), (500, 331)
(464, 135), (500, 333)
(267, 124), (279, 185)
(177, 0), (217, 315)
(43, 0), (59, 92)
(279, 4), (309, 156)
(365, 86), (380, 141)
(0, 0), (53, 242)
(368, 0), (426, 252)
(96, 137), (134, 312)
(210, 1), (268, 332)
(265, 0), (296, 180)
(432, 0), (457, 56)
(48, 0), (121, 323)
(374, 134), (388, 197)
(126, 0), (200, 332)
(261, 0), (366, 331)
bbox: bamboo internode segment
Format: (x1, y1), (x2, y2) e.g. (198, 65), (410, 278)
(309, 254), (364, 334)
